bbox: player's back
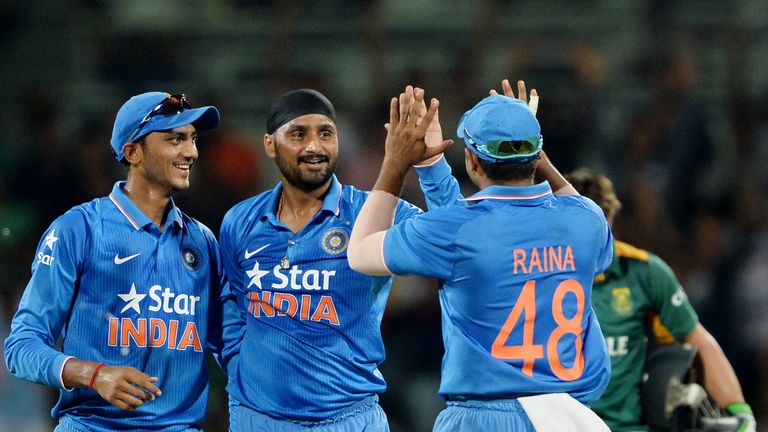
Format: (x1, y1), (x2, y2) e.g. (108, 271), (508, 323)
(435, 189), (613, 403)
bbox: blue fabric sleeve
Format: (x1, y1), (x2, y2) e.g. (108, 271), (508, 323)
(217, 211), (247, 372)
(414, 156), (466, 210)
(3, 211), (87, 389)
(383, 209), (457, 280)
(200, 224), (243, 375)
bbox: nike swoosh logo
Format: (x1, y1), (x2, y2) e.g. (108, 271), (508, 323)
(114, 253), (141, 265)
(244, 244), (270, 260)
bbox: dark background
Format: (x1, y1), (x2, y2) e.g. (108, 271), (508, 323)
(1, 1), (767, 431)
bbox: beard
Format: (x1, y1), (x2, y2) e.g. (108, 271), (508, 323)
(274, 148), (337, 192)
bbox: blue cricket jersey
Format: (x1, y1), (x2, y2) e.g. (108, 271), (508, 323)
(4, 182), (238, 432)
(219, 175), (422, 421)
(383, 181), (613, 403)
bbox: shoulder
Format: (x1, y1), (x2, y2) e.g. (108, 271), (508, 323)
(555, 194), (607, 219)
(222, 190), (273, 228)
(49, 198), (103, 235)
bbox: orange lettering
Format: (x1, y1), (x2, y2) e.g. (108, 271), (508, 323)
(149, 318), (167, 347)
(513, 249), (527, 274)
(529, 248), (543, 274)
(121, 318), (146, 347)
(108, 317), (118, 346)
(168, 320), (179, 349)
(311, 296), (339, 325)
(274, 293), (298, 317)
(176, 322), (202, 352)
(300, 294), (311, 320)
(563, 245), (575, 271)
(550, 246), (563, 271)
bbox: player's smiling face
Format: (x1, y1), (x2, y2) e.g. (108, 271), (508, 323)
(269, 114), (339, 192)
(137, 124), (198, 193)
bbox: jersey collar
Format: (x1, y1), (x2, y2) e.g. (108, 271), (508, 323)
(263, 175), (343, 224)
(108, 181), (184, 231)
(462, 181), (553, 204)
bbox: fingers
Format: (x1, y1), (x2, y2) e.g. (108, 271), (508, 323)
(516, 80), (528, 102)
(528, 88), (539, 115)
(502, 79), (514, 98)
(489, 89), (498, 95)
(423, 139), (454, 160)
(416, 98), (440, 137)
(409, 87), (424, 125)
(135, 375), (162, 398)
(399, 86), (413, 123)
(388, 97), (398, 128)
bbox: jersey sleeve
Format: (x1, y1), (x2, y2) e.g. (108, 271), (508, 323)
(217, 210), (248, 369)
(383, 209), (457, 280)
(645, 254), (698, 340)
(200, 224), (243, 375)
(414, 155), (466, 210)
(3, 211), (88, 389)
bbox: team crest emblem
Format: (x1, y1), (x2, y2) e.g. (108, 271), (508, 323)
(611, 287), (633, 317)
(181, 246), (201, 271)
(321, 228), (349, 255)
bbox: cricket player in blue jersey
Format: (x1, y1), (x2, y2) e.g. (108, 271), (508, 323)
(348, 82), (614, 431)
(4, 92), (239, 431)
(219, 88), (458, 431)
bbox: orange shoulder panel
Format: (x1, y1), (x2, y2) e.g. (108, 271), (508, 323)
(614, 240), (650, 262)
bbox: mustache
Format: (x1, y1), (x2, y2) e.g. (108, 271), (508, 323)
(298, 153), (329, 163)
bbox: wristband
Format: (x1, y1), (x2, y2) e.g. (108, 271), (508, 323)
(88, 362), (106, 390)
(726, 402), (753, 415)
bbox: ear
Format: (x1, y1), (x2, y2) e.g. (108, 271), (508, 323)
(264, 133), (276, 159)
(122, 141), (142, 165)
(464, 148), (482, 176)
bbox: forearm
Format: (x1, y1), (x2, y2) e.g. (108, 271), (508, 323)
(348, 190), (399, 275)
(62, 358), (105, 389)
(535, 150), (576, 194)
(686, 324), (746, 407)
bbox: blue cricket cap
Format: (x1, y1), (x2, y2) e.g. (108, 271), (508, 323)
(457, 95), (543, 164)
(110, 92), (220, 161)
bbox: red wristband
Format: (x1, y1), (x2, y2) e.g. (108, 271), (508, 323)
(88, 363), (106, 390)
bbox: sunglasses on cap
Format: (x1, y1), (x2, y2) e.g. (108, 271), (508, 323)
(463, 127), (542, 162)
(127, 94), (191, 143)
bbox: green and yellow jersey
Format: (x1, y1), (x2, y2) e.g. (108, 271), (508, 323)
(590, 241), (698, 431)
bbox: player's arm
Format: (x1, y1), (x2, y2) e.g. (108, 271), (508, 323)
(489, 78), (576, 195)
(349, 86), (450, 275)
(4, 217), (87, 389)
(683, 325), (754, 429)
(646, 254), (754, 430)
(3, 215), (161, 411)
(203, 225), (243, 374)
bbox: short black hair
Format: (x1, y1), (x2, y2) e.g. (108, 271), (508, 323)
(477, 158), (536, 182)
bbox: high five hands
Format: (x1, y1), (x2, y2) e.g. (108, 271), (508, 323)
(384, 86), (453, 173)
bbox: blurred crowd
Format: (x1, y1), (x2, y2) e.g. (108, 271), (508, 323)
(1, 1), (767, 431)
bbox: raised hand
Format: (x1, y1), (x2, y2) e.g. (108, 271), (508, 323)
(490, 79), (539, 116)
(384, 86), (451, 170)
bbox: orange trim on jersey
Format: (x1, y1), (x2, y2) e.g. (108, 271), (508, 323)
(109, 193), (140, 230)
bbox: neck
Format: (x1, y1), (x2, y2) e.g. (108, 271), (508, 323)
(123, 174), (172, 230)
(278, 178), (331, 233)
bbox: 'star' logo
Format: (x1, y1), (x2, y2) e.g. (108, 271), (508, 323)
(37, 229), (59, 266)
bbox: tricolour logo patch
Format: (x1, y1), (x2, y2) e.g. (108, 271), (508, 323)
(321, 228), (349, 255)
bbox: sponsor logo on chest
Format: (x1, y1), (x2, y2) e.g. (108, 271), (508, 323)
(108, 283), (202, 352)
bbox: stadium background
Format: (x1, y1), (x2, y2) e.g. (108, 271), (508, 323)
(1, 1), (767, 431)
